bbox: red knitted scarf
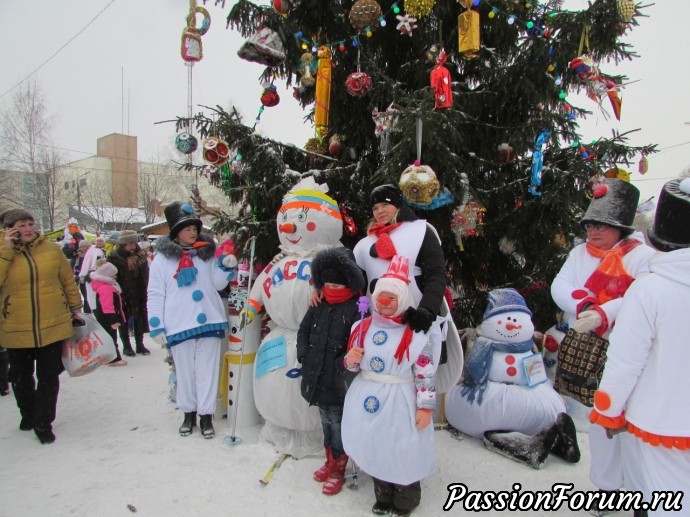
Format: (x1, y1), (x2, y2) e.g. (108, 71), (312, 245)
(322, 286), (356, 304)
(368, 222), (402, 260)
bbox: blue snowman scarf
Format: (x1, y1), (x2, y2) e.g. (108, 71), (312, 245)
(460, 335), (533, 405)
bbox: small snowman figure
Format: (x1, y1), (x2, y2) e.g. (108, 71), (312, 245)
(445, 288), (579, 468)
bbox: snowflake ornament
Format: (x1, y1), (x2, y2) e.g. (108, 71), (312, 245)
(396, 13), (417, 36)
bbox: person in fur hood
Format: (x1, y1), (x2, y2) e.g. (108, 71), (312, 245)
(107, 230), (150, 357)
(147, 202), (237, 439)
(297, 246), (365, 496)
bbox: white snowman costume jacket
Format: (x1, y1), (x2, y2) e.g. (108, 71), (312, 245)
(551, 233), (655, 491)
(590, 249), (690, 514)
(353, 218), (464, 393)
(147, 235), (230, 344)
(551, 233), (655, 337)
(592, 248), (690, 445)
(342, 313), (439, 486)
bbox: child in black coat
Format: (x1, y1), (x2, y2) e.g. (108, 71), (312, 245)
(297, 247), (366, 496)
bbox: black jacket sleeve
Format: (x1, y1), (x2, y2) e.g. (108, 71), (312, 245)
(296, 307), (315, 363)
(415, 225), (447, 317)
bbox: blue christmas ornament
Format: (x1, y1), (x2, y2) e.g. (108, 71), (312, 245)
(528, 129), (551, 197)
(175, 132), (198, 154)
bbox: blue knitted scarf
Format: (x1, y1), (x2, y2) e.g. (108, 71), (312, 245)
(460, 336), (533, 405)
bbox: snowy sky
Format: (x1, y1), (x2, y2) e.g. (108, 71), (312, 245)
(0, 0), (688, 203)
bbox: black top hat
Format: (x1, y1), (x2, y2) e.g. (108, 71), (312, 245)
(164, 202), (202, 240)
(580, 178), (640, 233)
(647, 178), (690, 251)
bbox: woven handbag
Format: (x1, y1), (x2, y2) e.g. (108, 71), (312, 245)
(555, 328), (609, 407)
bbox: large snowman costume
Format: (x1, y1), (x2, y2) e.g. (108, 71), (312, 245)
(445, 289), (566, 439)
(245, 178), (343, 458)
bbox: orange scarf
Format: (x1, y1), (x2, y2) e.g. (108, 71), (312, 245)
(584, 239), (641, 304)
(368, 222), (402, 260)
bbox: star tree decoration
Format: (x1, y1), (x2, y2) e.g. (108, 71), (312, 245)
(396, 13), (417, 36)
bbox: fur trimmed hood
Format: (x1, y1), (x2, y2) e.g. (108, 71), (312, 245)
(311, 246), (365, 291)
(154, 233), (217, 261)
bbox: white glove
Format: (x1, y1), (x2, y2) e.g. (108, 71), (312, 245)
(152, 332), (168, 347)
(221, 254), (238, 269)
(573, 310), (603, 334)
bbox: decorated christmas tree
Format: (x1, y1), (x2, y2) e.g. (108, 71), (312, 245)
(185, 0), (654, 330)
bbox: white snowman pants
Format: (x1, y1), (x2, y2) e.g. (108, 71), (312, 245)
(171, 336), (221, 416)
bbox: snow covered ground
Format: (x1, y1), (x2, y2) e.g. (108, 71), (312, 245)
(0, 335), (606, 517)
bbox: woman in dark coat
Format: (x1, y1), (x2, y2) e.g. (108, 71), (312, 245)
(107, 230), (150, 356)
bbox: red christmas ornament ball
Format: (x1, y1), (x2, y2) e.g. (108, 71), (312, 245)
(593, 184), (608, 198)
(273, 0), (290, 14)
(261, 90), (280, 107)
(328, 135), (344, 156)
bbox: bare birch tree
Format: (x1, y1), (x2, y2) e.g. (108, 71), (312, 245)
(0, 79), (64, 228)
(138, 154), (184, 224)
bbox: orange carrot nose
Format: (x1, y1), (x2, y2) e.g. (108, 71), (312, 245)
(506, 322), (521, 331)
(279, 223), (296, 234)
(377, 295), (393, 307)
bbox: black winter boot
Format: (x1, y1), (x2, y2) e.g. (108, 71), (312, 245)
(135, 344), (150, 355)
(551, 413), (581, 463)
(0, 347), (9, 396)
(392, 481), (421, 516)
(119, 327), (136, 357)
(179, 412), (196, 436)
(34, 425), (56, 444)
(199, 414), (215, 439)
(483, 423), (559, 469)
(135, 334), (150, 355)
(373, 478), (394, 514)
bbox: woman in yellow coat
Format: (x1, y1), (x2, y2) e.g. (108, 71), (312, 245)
(0, 209), (83, 444)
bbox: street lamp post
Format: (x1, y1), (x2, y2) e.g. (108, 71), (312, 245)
(75, 171), (90, 226)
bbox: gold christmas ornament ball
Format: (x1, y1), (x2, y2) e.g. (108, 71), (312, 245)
(304, 137), (328, 155)
(398, 163), (440, 205)
(604, 166), (631, 183)
(349, 0), (382, 30)
(404, 0), (436, 19)
(616, 0), (636, 22)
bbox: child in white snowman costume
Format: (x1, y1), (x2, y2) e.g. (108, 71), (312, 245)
(445, 288), (580, 468)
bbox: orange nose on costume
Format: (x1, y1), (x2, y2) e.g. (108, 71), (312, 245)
(506, 322), (521, 331)
(279, 223), (296, 234)
(377, 295), (393, 307)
